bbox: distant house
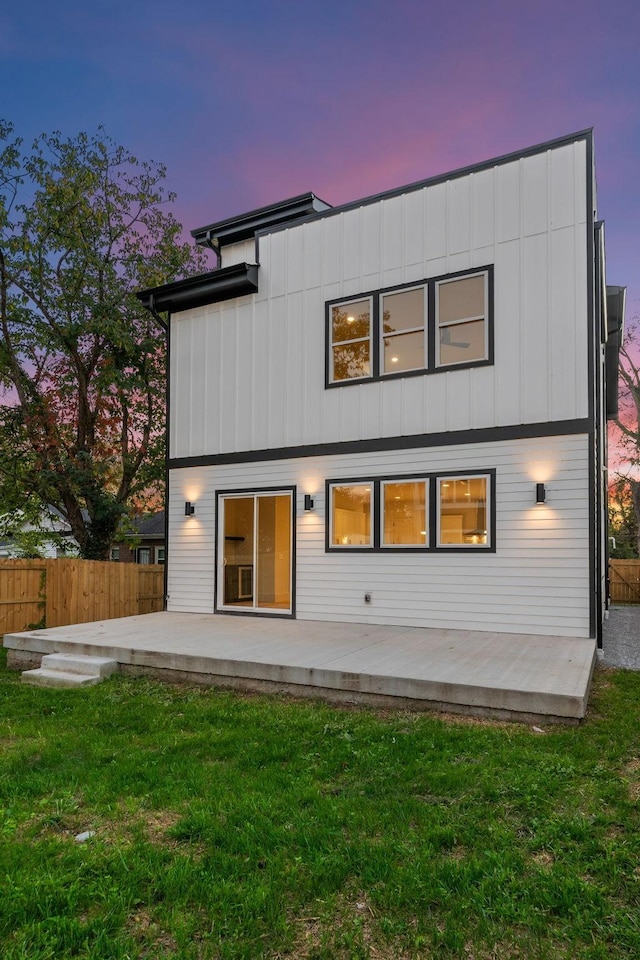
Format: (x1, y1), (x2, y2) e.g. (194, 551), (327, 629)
(0, 505), (76, 558)
(138, 130), (625, 646)
(111, 512), (166, 564)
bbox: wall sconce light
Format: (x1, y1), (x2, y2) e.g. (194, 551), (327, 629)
(184, 501), (195, 516)
(304, 494), (314, 511)
(535, 483), (546, 505)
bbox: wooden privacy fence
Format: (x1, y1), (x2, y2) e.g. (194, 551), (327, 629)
(609, 559), (640, 604)
(0, 558), (164, 636)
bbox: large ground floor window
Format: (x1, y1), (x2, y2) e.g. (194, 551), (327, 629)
(327, 471), (494, 552)
(217, 489), (293, 614)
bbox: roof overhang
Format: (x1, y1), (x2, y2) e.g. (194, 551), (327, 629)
(605, 285), (626, 420)
(137, 262), (259, 314)
(191, 193), (332, 249)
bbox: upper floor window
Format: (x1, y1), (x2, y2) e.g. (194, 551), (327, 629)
(330, 298), (372, 382)
(436, 274), (487, 367)
(382, 287), (426, 374)
(326, 267), (492, 387)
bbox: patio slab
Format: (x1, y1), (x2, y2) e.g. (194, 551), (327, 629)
(3, 612), (597, 723)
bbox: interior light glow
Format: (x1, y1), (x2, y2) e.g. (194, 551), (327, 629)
(391, 356), (398, 363)
(347, 315), (355, 323)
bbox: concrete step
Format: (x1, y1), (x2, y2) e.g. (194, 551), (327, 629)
(21, 653), (118, 688)
(40, 653), (118, 677)
(22, 668), (104, 688)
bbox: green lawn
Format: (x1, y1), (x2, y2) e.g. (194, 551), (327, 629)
(1, 646), (639, 960)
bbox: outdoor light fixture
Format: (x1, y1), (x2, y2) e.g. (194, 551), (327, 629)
(304, 494), (314, 511)
(535, 483), (546, 505)
(184, 501), (195, 516)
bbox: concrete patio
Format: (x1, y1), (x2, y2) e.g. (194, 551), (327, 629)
(4, 612), (597, 723)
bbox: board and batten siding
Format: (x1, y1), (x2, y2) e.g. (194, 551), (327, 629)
(219, 238), (257, 268)
(169, 140), (589, 461)
(167, 433), (591, 637)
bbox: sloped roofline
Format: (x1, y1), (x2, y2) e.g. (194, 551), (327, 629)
(255, 128), (594, 240)
(138, 129), (594, 314)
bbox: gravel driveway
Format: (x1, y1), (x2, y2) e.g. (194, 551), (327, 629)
(602, 605), (640, 670)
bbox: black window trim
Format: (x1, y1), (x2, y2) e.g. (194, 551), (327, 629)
(325, 265), (494, 389)
(325, 469), (496, 553)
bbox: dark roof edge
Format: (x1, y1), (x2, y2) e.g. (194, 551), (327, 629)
(137, 262), (259, 313)
(257, 129), (595, 241)
(606, 285), (626, 341)
(192, 192), (332, 248)
(605, 284), (627, 421)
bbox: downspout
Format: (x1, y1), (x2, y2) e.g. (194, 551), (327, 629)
(147, 293), (170, 612)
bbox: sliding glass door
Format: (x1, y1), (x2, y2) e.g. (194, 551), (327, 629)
(217, 491), (293, 614)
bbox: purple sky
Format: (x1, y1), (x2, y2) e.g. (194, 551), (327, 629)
(1, 0), (638, 312)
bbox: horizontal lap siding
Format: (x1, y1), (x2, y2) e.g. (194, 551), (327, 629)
(169, 140), (588, 460)
(168, 434), (590, 637)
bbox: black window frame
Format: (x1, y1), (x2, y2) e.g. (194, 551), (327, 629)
(214, 484), (297, 620)
(325, 265), (494, 388)
(326, 469), (496, 553)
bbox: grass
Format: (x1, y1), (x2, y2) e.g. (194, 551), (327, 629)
(1, 646), (639, 959)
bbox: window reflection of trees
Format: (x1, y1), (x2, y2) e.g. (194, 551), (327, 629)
(331, 305), (371, 380)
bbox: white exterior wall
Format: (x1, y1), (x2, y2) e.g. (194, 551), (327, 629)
(219, 238), (257, 267)
(168, 434), (591, 637)
(170, 140), (589, 460)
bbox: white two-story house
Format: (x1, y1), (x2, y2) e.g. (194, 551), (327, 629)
(138, 130), (624, 645)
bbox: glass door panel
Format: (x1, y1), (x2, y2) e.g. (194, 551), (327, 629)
(256, 495), (292, 610)
(222, 496), (254, 607)
(220, 492), (292, 614)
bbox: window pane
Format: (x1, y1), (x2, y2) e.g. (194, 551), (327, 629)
(332, 300), (370, 343)
(439, 319), (485, 365)
(331, 484), (372, 546)
(333, 341), (370, 380)
(256, 495), (291, 610)
(223, 496), (254, 606)
(438, 275), (485, 324)
(383, 330), (424, 373)
(382, 288), (424, 334)
(383, 482), (427, 545)
(439, 477), (488, 546)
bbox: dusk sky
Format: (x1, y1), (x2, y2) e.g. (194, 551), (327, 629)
(2, 0), (638, 313)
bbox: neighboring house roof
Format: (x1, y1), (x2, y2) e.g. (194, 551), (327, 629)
(124, 511), (165, 540)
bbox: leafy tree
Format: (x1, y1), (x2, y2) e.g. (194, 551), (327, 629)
(613, 318), (640, 556)
(608, 477), (638, 558)
(0, 122), (208, 558)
